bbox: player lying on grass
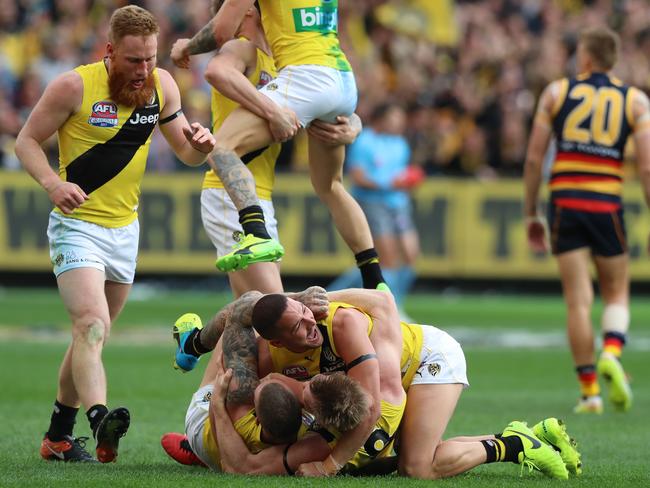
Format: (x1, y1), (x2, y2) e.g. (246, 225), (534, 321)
(165, 288), (581, 478)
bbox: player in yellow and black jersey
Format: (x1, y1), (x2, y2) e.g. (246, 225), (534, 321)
(167, 0), (361, 300)
(165, 288), (575, 479)
(168, 0), (388, 293)
(524, 26), (650, 414)
(15, 5), (215, 464)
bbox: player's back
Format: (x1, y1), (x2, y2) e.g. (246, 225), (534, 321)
(550, 72), (637, 212)
(258, 0), (351, 71)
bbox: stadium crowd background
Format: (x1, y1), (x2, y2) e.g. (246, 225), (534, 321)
(2, 0), (650, 179)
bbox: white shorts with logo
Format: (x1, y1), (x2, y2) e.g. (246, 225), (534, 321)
(185, 384), (221, 471)
(200, 188), (279, 258)
(47, 211), (139, 284)
(411, 325), (469, 387)
(258, 65), (358, 127)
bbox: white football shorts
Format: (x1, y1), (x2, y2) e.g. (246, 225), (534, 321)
(47, 211), (139, 284)
(410, 325), (469, 388)
(185, 384), (221, 471)
(200, 188), (279, 258)
(258, 65), (358, 127)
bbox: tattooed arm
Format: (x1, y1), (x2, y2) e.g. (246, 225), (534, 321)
(221, 318), (260, 406)
(198, 290), (263, 351)
(170, 20), (219, 69)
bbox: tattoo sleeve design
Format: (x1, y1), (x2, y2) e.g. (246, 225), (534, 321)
(186, 19), (218, 55)
(212, 148), (259, 209)
(201, 291), (262, 349)
(222, 320), (259, 406)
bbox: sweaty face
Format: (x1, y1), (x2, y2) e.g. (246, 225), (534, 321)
(274, 298), (322, 352)
(107, 34), (157, 107)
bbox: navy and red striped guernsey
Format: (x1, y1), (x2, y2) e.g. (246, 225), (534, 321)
(550, 72), (636, 213)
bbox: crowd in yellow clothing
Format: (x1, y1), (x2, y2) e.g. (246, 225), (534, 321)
(3, 0), (650, 177)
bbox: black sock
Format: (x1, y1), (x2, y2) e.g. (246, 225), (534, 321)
(499, 434), (524, 463)
(183, 328), (211, 357)
(355, 249), (385, 289)
(86, 404), (109, 437)
(46, 400), (79, 441)
(239, 205), (270, 239)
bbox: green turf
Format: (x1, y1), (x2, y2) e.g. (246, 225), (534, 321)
(1, 290), (649, 486)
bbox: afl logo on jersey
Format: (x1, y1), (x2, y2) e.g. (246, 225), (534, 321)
(256, 71), (273, 89)
(88, 101), (118, 127)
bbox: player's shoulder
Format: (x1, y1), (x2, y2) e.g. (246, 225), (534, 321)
(50, 69), (83, 93)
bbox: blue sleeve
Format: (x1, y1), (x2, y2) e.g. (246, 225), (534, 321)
(346, 132), (373, 171)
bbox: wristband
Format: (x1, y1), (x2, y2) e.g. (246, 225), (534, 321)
(524, 216), (545, 225)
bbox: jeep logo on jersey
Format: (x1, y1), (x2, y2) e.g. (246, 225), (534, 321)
(128, 112), (159, 125)
(88, 101), (118, 127)
(293, 5), (338, 33)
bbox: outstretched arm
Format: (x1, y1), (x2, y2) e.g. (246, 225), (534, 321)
(199, 290), (264, 351)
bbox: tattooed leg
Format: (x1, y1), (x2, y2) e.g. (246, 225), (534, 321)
(208, 148), (259, 210)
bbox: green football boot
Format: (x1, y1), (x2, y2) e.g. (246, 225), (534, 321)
(173, 313), (203, 372)
(597, 353), (632, 411)
(501, 420), (568, 480)
(216, 234), (284, 272)
(532, 418), (582, 475)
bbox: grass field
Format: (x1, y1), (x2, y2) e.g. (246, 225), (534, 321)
(0, 288), (648, 487)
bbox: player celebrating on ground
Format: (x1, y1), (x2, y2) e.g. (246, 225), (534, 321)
(15, 5), (215, 463)
(170, 0), (389, 291)
(524, 27), (650, 413)
(169, 288), (577, 479)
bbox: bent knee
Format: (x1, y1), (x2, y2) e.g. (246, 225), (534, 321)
(398, 460), (440, 480)
(72, 317), (108, 345)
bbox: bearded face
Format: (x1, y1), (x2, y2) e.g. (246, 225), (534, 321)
(108, 65), (155, 107)
(106, 34), (157, 107)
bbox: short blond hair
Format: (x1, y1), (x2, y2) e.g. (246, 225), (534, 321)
(109, 5), (159, 44)
(579, 27), (619, 71)
(309, 373), (369, 432)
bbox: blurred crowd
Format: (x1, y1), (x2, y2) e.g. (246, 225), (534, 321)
(2, 0), (650, 178)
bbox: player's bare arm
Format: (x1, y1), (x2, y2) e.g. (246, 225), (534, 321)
(210, 368), (331, 475)
(523, 80), (557, 253)
(170, 21), (219, 69)
(156, 68), (216, 165)
(15, 70), (89, 214)
(307, 114), (363, 146)
(630, 88), (650, 253)
(221, 318), (260, 406)
(298, 310), (381, 477)
(212, 0), (256, 48)
(204, 39), (287, 126)
(200, 290), (263, 350)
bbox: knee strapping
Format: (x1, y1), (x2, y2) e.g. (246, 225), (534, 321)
(601, 304), (629, 335)
(81, 319), (106, 345)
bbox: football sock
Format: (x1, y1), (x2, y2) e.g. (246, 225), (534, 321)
(576, 364), (600, 398)
(46, 400), (79, 441)
(183, 328), (211, 357)
(602, 331), (625, 358)
(481, 436), (521, 463)
(239, 206), (270, 239)
(355, 249), (386, 289)
(87, 404), (109, 437)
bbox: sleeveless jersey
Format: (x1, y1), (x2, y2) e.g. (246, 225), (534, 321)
(550, 72), (638, 212)
(202, 39), (280, 200)
(56, 61), (164, 227)
(258, 0), (352, 71)
(268, 302), (425, 391)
